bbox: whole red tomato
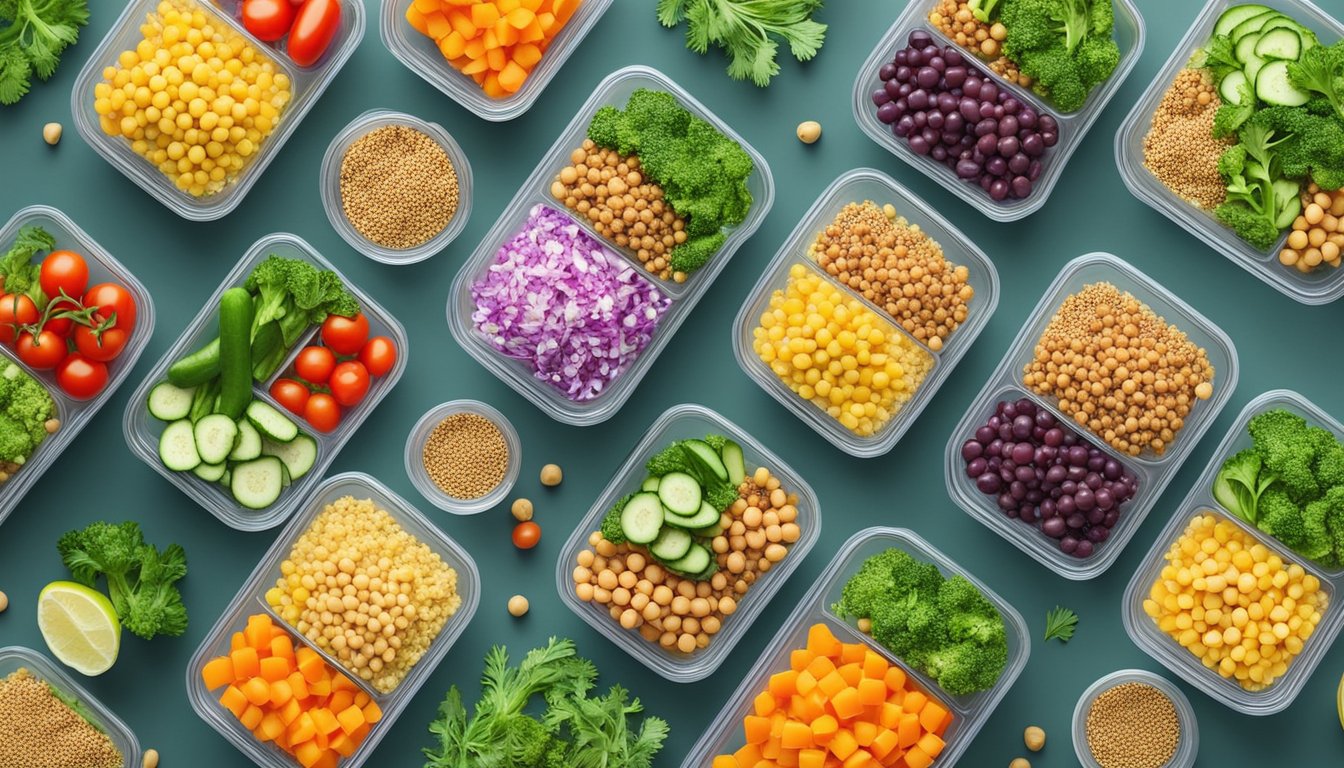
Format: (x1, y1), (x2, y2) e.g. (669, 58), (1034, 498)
(73, 324), (129, 363)
(287, 0), (341, 67)
(241, 0), (295, 42)
(321, 312), (368, 356)
(358, 336), (397, 377)
(0, 294), (39, 344)
(328, 361), (369, 406)
(294, 345), (336, 384)
(83, 283), (137, 333)
(16, 329), (67, 370)
(512, 522), (541, 550)
(39, 250), (89, 302)
(303, 393), (341, 433)
(269, 378), (311, 415)
(56, 353), (109, 400)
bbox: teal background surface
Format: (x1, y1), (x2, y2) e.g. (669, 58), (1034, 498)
(2, 0), (1344, 765)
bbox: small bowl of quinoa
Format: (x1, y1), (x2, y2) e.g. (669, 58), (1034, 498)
(404, 399), (520, 515)
(1072, 669), (1198, 768)
(320, 109), (473, 265)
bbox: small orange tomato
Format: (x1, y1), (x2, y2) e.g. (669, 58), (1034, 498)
(512, 521), (541, 550)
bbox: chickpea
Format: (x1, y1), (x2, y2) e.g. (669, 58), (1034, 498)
(510, 498), (534, 521)
(0, 590), (7, 614)
(1023, 725), (1045, 751)
(539, 463), (563, 486)
(507, 595), (529, 617)
(143, 749), (160, 768)
(42, 122), (63, 145)
(795, 120), (822, 144)
(1009, 760), (1031, 768)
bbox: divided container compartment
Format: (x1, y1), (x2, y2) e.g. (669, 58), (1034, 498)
(679, 527), (1029, 768)
(0, 646), (142, 768)
(1114, 0), (1344, 304)
(945, 253), (1239, 579)
(122, 234), (409, 531)
(447, 65), (774, 426)
(1121, 389), (1344, 714)
(403, 398), (522, 514)
(555, 403), (820, 683)
(732, 168), (999, 458)
(380, 0), (614, 122)
(71, 0), (366, 221)
(0, 205), (155, 528)
(852, 0), (1145, 220)
(319, 109), (474, 265)
(1071, 669), (1199, 768)
(186, 472), (480, 768)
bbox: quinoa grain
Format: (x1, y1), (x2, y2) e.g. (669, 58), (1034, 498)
(340, 124), (460, 249)
(0, 669), (122, 768)
(422, 412), (508, 500)
(1084, 682), (1180, 768)
(1142, 69), (1233, 210)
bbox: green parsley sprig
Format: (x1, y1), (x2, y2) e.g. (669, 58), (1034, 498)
(0, 0), (90, 105)
(655, 0), (828, 87)
(1044, 606), (1079, 643)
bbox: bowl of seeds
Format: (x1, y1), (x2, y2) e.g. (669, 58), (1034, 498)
(404, 399), (520, 514)
(320, 109), (473, 265)
(1072, 669), (1198, 768)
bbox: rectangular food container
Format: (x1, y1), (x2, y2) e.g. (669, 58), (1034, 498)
(0, 646), (142, 768)
(946, 252), (1239, 579)
(555, 403), (820, 683)
(1122, 389), (1344, 714)
(733, 168), (999, 458)
(1114, 0), (1344, 304)
(0, 205), (155, 528)
(447, 65), (774, 426)
(679, 527), (1029, 768)
(71, 0), (365, 221)
(122, 234), (408, 531)
(186, 472), (480, 768)
(380, 0), (614, 122)
(852, 0), (1145, 221)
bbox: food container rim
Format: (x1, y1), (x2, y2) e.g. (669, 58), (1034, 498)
(1070, 668), (1199, 768)
(403, 398), (522, 515)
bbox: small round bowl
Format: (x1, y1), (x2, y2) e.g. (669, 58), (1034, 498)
(405, 399), (520, 515)
(1073, 668), (1199, 768)
(320, 108), (474, 265)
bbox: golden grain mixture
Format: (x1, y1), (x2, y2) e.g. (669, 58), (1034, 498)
(1022, 281), (1214, 456)
(1142, 68), (1233, 210)
(266, 497), (462, 693)
(811, 201), (974, 352)
(0, 669), (123, 768)
(339, 125), (460, 249)
(551, 140), (690, 282)
(1281, 183), (1344, 272)
(927, 0), (1030, 87)
(1084, 682), (1180, 768)
(573, 466), (802, 654)
(421, 412), (509, 499)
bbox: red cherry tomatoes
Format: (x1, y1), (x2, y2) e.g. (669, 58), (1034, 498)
(294, 345), (336, 384)
(73, 324), (129, 363)
(328, 361), (369, 406)
(287, 0), (341, 67)
(241, 0), (295, 42)
(270, 378), (311, 415)
(512, 521), (541, 550)
(83, 283), (137, 333)
(358, 336), (397, 377)
(303, 393), (341, 433)
(56, 353), (109, 400)
(321, 312), (368, 356)
(39, 250), (89, 301)
(16, 329), (67, 370)
(0, 294), (39, 344)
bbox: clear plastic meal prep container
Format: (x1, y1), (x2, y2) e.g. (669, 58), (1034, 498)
(447, 65), (775, 426)
(187, 472), (480, 768)
(122, 234), (409, 532)
(380, 0), (613, 122)
(946, 253), (1239, 580)
(733, 168), (999, 458)
(0, 205), (155, 528)
(1122, 389), (1344, 715)
(852, 0), (1145, 221)
(1071, 669), (1199, 768)
(555, 403), (820, 683)
(319, 109), (474, 266)
(1114, 0), (1344, 304)
(71, 0), (366, 221)
(403, 398), (522, 515)
(679, 527), (1029, 768)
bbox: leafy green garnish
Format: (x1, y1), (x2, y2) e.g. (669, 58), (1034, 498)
(56, 521), (189, 641)
(0, 0), (90, 105)
(1043, 606), (1079, 643)
(655, 0), (827, 87)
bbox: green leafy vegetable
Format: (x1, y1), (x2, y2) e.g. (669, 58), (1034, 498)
(56, 521), (189, 640)
(1212, 78), (1255, 139)
(0, 0), (89, 105)
(1214, 449), (1277, 524)
(542, 684), (669, 768)
(1199, 34), (1243, 83)
(1000, 0), (1121, 112)
(1214, 120), (1302, 250)
(1043, 606), (1078, 643)
(1287, 40), (1344, 123)
(0, 225), (54, 304)
(656, 0), (827, 87)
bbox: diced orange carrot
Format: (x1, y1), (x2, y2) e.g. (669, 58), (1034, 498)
(426, 11), (452, 38)
(269, 635), (295, 662)
(770, 711), (788, 740)
(412, 0), (439, 11)
(311, 707), (340, 735)
(241, 677), (271, 707)
(761, 739), (780, 760)
(240, 704), (264, 731)
(895, 714), (920, 748)
(778, 748), (800, 768)
(312, 751), (339, 768)
(269, 679), (293, 707)
(915, 732), (944, 758)
(882, 667), (906, 693)
(770, 670), (799, 699)
(806, 655), (837, 681)
(817, 670), (847, 699)
(714, 757), (741, 768)
(202, 657), (235, 690)
(918, 702), (947, 734)
(842, 749), (874, 768)
(448, 10), (478, 37)
(861, 652), (888, 681)
(353, 691), (370, 708)
(807, 625), (842, 658)
(506, 6), (534, 27)
(231, 647), (260, 680)
(798, 750), (826, 768)
(535, 10), (555, 31)
(810, 714), (838, 744)
(461, 55), (489, 75)
(734, 744), (764, 766)
(901, 691), (927, 714)
(297, 652), (327, 685)
(836, 664), (862, 687)
(471, 2), (501, 27)
(496, 0), (520, 11)
(831, 688), (864, 721)
(790, 649), (812, 672)
(439, 29), (467, 57)
(745, 715), (772, 745)
(852, 720), (878, 747)
(754, 691), (778, 716)
(294, 740), (323, 768)
(877, 702), (902, 730)
(839, 643), (866, 665)
(796, 671), (818, 696)
(869, 728), (899, 760)
(279, 697), (303, 726)
(220, 685), (248, 717)
(287, 671), (310, 700)
(330, 731), (357, 758)
(259, 656), (290, 683)
(337, 705), (365, 735)
(781, 721), (813, 749)
(902, 746), (932, 768)
(230, 632), (246, 652)
(259, 713), (286, 742)
(308, 676), (332, 698)
(362, 702), (383, 724)
(498, 61), (527, 92)
(289, 712), (317, 743)
(494, 18), (520, 46)
(485, 46), (507, 71)
(828, 729), (858, 761)
(406, 4), (430, 32)
(245, 614), (273, 650)
(856, 678), (886, 707)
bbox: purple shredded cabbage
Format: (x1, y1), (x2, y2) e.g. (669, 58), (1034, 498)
(470, 204), (673, 402)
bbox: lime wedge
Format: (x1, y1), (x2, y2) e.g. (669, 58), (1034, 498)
(37, 581), (121, 676)
(1338, 672), (1344, 732)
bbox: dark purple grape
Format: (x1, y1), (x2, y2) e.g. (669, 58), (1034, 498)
(944, 66), (967, 88)
(885, 79), (903, 99)
(938, 92), (958, 113)
(964, 77), (981, 97)
(1038, 114), (1058, 132)
(1060, 536), (1079, 554)
(959, 98), (980, 122)
(893, 115), (915, 136)
(977, 133), (999, 157)
(877, 102), (900, 124)
(894, 49), (909, 66)
(929, 55), (946, 72)
(895, 65), (912, 83)
(1018, 108), (1038, 128)
(1103, 459), (1121, 480)
(879, 63), (898, 81)
(986, 156), (1007, 177)
(977, 473), (1002, 494)
(1012, 415), (1034, 439)
(909, 90), (930, 111)
(975, 118), (997, 137)
(979, 102), (997, 119)
(1043, 517), (1067, 538)
(1011, 175), (1033, 199)
(917, 67), (939, 88)
(909, 135), (930, 154)
(1022, 133), (1044, 157)
(1073, 540), (1094, 558)
(1008, 152), (1030, 175)
(928, 111), (945, 129)
(1045, 464), (1067, 484)
(873, 89), (892, 106)
(997, 136), (1019, 158)
(999, 115), (1019, 137)
(931, 145), (949, 161)
(979, 82), (998, 102)
(1067, 513), (1086, 530)
(1086, 527), (1109, 543)
(898, 82), (914, 97)
(1041, 131), (1059, 148)
(945, 49), (964, 66)
(956, 159), (980, 179)
(1002, 97), (1020, 114)
(961, 440), (983, 461)
(1029, 160), (1044, 182)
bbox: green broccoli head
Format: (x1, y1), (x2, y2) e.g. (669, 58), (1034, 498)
(1298, 499), (1334, 562)
(1246, 106), (1344, 191)
(587, 105), (622, 149)
(1324, 486), (1344, 564)
(1257, 487), (1307, 550)
(1217, 143), (1248, 179)
(702, 434), (728, 452)
(1249, 410), (1321, 501)
(645, 442), (693, 477)
(1215, 200), (1284, 251)
(669, 233), (727, 275)
(0, 414), (35, 464)
(1000, 0), (1066, 53)
(1001, 0), (1120, 111)
(1076, 36), (1121, 88)
(924, 640), (1008, 695)
(0, 360), (55, 455)
(1087, 0), (1114, 35)
(1312, 439), (1344, 489)
(704, 482), (740, 514)
(938, 576), (1007, 645)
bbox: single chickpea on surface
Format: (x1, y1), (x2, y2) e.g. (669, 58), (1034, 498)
(43, 122), (62, 145)
(507, 595), (529, 617)
(0, 590), (8, 613)
(1009, 759), (1031, 768)
(511, 498), (534, 522)
(1023, 725), (1045, 751)
(540, 463), (563, 486)
(143, 748), (160, 768)
(796, 120), (821, 144)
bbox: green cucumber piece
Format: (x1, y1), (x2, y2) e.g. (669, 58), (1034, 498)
(1254, 27), (1301, 60)
(229, 419), (263, 462)
(641, 476), (660, 492)
(649, 527), (693, 561)
(656, 472), (702, 515)
(619, 492), (665, 544)
(147, 381), (194, 421)
(682, 439), (728, 483)
(1256, 59), (1311, 106)
(1213, 4), (1273, 36)
(192, 462), (227, 482)
(193, 414), (239, 465)
(261, 434), (317, 482)
(664, 500), (722, 530)
(1230, 11), (1280, 41)
(216, 287), (254, 420)
(721, 440), (746, 485)
(231, 456), (286, 509)
(247, 400), (298, 442)
(167, 338), (220, 388)
(159, 420), (201, 472)
(1220, 70), (1249, 105)
(663, 544), (712, 580)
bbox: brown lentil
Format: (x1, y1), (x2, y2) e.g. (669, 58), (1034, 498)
(421, 412), (508, 500)
(1142, 68), (1233, 210)
(812, 200), (974, 352)
(1022, 281), (1215, 456)
(928, 0), (1030, 87)
(1281, 183), (1344, 272)
(265, 496), (462, 693)
(551, 140), (690, 282)
(1084, 682), (1180, 768)
(573, 465), (802, 654)
(0, 669), (123, 768)
(340, 124), (460, 249)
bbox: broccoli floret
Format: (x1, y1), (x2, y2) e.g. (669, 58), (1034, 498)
(600, 495), (630, 545)
(0, 414), (33, 463)
(939, 576), (1007, 646)
(1213, 95), (1255, 140)
(0, 358), (55, 464)
(1257, 487), (1307, 550)
(1249, 409), (1320, 501)
(702, 434), (728, 453)
(1287, 40), (1344, 123)
(1001, 0), (1121, 112)
(1312, 438), (1344, 489)
(1215, 200), (1285, 250)
(1244, 106), (1344, 191)
(669, 232), (726, 274)
(1298, 499), (1334, 562)
(923, 640), (1009, 696)
(835, 549), (933, 620)
(645, 442), (693, 477)
(586, 105), (622, 148)
(57, 521), (189, 640)
(704, 482), (740, 513)
(1324, 486), (1344, 565)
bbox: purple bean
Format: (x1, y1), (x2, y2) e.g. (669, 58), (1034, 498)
(977, 133), (999, 157)
(956, 159), (980, 178)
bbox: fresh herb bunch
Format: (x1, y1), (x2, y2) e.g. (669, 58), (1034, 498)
(56, 521), (189, 640)
(1043, 606), (1078, 643)
(0, 0), (90, 105)
(655, 0), (827, 87)
(0, 225), (55, 305)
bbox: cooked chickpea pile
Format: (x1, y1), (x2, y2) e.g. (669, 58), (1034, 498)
(1143, 69), (1233, 211)
(927, 0), (1030, 87)
(573, 467), (802, 655)
(1144, 513), (1326, 691)
(93, 0), (292, 197)
(266, 497), (462, 694)
(1023, 281), (1214, 457)
(1281, 184), (1344, 273)
(811, 201), (973, 352)
(551, 140), (690, 282)
(754, 263), (934, 437)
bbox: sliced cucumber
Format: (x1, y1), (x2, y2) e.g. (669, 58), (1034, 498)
(1243, 52), (1266, 84)
(649, 527), (693, 561)
(193, 414), (239, 466)
(159, 420), (201, 472)
(148, 382), (195, 421)
(641, 476), (661, 492)
(280, 463), (292, 488)
(246, 400), (298, 442)
(656, 472), (702, 515)
(664, 544), (712, 579)
(1230, 11), (1280, 41)
(229, 419), (263, 462)
(619, 492), (665, 544)
(1213, 4), (1273, 36)
(682, 440), (728, 483)
(261, 434), (317, 482)
(218, 470), (231, 487)
(721, 440), (746, 485)
(1256, 59), (1311, 106)
(1220, 70), (1249, 105)
(1257, 16), (1301, 37)
(192, 462), (227, 482)
(693, 522), (725, 538)
(1235, 32), (1262, 63)
(1254, 27), (1301, 60)
(231, 456), (285, 510)
(664, 500), (723, 530)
